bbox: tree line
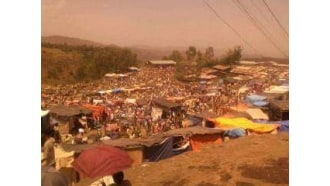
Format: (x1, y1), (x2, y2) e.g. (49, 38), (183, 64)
(42, 42), (138, 84)
(162, 45), (242, 81)
(163, 45), (242, 66)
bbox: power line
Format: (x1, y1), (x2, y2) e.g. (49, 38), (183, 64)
(202, 0), (263, 57)
(232, 0), (288, 57)
(250, 0), (288, 42)
(261, 0), (289, 37)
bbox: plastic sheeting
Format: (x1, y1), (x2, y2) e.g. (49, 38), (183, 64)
(212, 117), (279, 133)
(223, 128), (246, 138)
(245, 94), (269, 107)
(143, 137), (174, 162)
(189, 134), (222, 151)
(246, 94), (267, 102)
(252, 101), (269, 107)
(246, 108), (269, 120)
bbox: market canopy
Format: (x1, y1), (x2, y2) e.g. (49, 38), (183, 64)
(152, 98), (181, 110)
(246, 108), (269, 120)
(49, 105), (92, 117)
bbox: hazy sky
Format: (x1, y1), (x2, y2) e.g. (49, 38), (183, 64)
(42, 0), (288, 58)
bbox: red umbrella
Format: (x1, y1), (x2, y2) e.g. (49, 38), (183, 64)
(72, 145), (133, 179)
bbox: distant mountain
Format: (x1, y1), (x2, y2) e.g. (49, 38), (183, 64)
(41, 35), (105, 47)
(41, 35), (288, 63)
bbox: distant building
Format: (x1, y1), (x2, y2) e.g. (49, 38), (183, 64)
(128, 66), (140, 71)
(212, 65), (231, 72)
(212, 65), (232, 77)
(147, 60), (177, 66)
(238, 60), (258, 65)
(201, 68), (218, 75)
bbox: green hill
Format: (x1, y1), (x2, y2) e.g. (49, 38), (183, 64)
(41, 42), (138, 85)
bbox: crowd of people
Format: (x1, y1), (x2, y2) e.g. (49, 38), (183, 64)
(41, 64), (288, 186)
(42, 65), (288, 144)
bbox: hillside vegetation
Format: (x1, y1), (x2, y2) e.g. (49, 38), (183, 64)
(41, 35), (105, 47)
(41, 35), (288, 84)
(41, 42), (138, 84)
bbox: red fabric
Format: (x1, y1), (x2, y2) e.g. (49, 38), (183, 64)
(41, 93), (47, 98)
(82, 104), (106, 120)
(72, 145), (133, 179)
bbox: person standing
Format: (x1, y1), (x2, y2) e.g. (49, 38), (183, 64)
(42, 130), (56, 167)
(42, 153), (69, 186)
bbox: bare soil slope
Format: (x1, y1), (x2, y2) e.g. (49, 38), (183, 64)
(77, 133), (289, 186)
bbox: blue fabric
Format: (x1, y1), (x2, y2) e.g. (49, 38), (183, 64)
(112, 88), (122, 93)
(252, 101), (269, 107)
(223, 128), (246, 138)
(143, 137), (174, 162)
(277, 120), (289, 132)
(246, 94), (267, 102)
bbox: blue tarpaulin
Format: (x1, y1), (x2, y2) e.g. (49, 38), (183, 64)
(252, 101), (269, 107)
(245, 94), (268, 107)
(143, 137), (174, 162)
(223, 128), (246, 138)
(111, 88), (122, 93)
(246, 94), (267, 102)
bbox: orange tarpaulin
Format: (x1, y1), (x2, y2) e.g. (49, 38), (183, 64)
(189, 134), (222, 152)
(82, 104), (106, 120)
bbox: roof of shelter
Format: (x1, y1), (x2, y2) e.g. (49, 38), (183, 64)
(152, 98), (181, 109)
(213, 64), (231, 71)
(148, 60), (177, 65)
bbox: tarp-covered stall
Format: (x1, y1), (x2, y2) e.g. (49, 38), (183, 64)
(189, 134), (222, 152)
(49, 105), (92, 134)
(143, 137), (174, 162)
(211, 117), (279, 133)
(151, 98), (182, 120)
(269, 100), (289, 121)
(41, 110), (50, 133)
(246, 108), (269, 120)
(188, 111), (219, 128)
(245, 94), (269, 107)
(165, 127), (224, 152)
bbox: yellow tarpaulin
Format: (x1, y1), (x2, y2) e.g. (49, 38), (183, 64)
(212, 117), (278, 133)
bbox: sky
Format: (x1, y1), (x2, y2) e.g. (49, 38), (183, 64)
(41, 0), (289, 58)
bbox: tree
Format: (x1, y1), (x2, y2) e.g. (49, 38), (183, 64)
(169, 50), (183, 62)
(221, 46), (242, 65)
(185, 46), (197, 61)
(196, 50), (204, 67)
(204, 46), (214, 61)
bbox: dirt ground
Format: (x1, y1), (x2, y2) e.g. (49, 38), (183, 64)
(76, 132), (289, 186)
